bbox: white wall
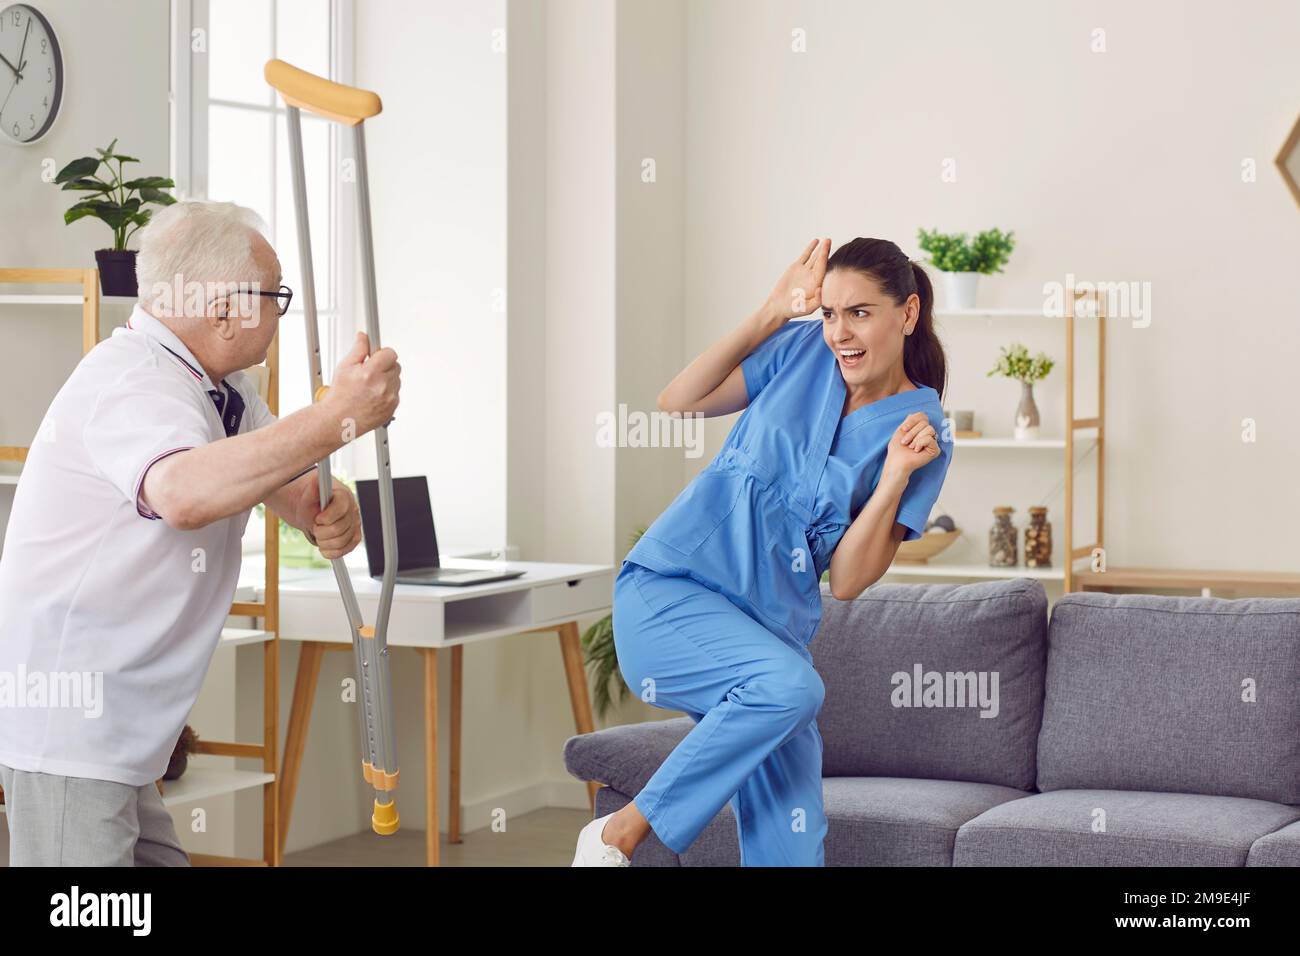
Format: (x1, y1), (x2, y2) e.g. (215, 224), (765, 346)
(674, 0), (1300, 576)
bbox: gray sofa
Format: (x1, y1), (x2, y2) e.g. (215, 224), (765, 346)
(562, 578), (1300, 866)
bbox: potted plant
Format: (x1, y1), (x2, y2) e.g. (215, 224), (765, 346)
(53, 139), (176, 297)
(916, 226), (1016, 309)
(988, 343), (1054, 440)
(583, 526), (646, 721)
(164, 724), (199, 781)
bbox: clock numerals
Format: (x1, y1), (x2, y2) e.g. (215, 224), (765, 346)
(0, 4), (62, 144)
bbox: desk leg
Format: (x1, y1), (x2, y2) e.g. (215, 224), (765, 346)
(279, 641), (326, 852)
(557, 620), (599, 809)
(449, 644), (463, 844)
(422, 647), (440, 867)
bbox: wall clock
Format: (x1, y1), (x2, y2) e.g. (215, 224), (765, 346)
(0, 3), (63, 145)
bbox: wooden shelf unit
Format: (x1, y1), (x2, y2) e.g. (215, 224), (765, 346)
(885, 290), (1106, 591)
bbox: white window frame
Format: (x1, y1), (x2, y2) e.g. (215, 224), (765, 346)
(169, 0), (358, 470)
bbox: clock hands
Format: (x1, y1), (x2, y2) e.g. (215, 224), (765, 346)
(17, 17), (30, 74)
(0, 16), (32, 132)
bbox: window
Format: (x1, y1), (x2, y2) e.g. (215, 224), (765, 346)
(172, 0), (355, 446)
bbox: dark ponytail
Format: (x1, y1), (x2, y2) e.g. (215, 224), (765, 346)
(825, 238), (947, 399)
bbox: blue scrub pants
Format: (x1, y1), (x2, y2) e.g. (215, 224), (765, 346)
(612, 560), (828, 866)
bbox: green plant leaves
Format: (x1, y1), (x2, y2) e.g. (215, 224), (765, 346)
(62, 198), (140, 230)
(123, 176), (174, 191)
(59, 177), (112, 192)
(917, 226), (1017, 274)
(54, 142), (175, 249)
(138, 187), (176, 206)
(52, 156), (100, 183)
(988, 342), (1054, 382)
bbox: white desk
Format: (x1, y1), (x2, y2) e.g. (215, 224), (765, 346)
(243, 557), (614, 866)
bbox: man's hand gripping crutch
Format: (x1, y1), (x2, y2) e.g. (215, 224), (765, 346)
(265, 58), (403, 836)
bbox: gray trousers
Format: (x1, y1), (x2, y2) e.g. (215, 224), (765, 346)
(0, 764), (189, 867)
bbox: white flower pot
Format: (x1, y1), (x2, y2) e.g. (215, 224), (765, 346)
(941, 271), (980, 310)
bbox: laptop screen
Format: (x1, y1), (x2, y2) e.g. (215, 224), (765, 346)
(355, 476), (439, 577)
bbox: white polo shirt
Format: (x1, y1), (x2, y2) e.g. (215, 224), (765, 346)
(0, 305), (284, 786)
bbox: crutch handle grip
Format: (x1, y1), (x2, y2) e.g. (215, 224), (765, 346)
(265, 58), (382, 126)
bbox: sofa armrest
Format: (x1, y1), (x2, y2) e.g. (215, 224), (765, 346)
(563, 716), (694, 797)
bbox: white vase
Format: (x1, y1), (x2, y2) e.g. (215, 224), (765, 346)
(1014, 380), (1041, 440)
(941, 271), (980, 309)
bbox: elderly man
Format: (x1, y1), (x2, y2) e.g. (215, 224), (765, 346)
(0, 200), (400, 866)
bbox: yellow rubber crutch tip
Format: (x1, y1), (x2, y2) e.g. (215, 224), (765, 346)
(372, 800), (400, 836)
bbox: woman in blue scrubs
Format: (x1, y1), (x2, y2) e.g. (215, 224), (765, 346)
(571, 237), (952, 867)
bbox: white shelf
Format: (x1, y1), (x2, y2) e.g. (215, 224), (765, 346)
(880, 562), (1064, 581)
(0, 294), (132, 305)
(955, 429), (1097, 450)
(0, 294), (84, 305)
(220, 626), (275, 648)
(935, 307), (1100, 320)
(155, 766), (275, 806)
(1, 766), (275, 814)
(0, 475), (18, 486)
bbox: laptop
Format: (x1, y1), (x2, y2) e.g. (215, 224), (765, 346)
(356, 476), (524, 587)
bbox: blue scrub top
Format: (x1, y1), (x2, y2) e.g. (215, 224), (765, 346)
(625, 318), (953, 647)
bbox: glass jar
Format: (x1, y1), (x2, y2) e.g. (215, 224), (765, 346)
(1025, 506), (1052, 568)
(988, 506), (1017, 567)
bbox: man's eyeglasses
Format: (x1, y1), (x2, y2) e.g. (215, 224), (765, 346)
(208, 285), (295, 318)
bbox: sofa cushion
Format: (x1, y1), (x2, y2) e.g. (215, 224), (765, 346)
(812, 578), (1048, 790)
(953, 789), (1300, 866)
(1246, 819), (1300, 867)
(1036, 592), (1300, 804)
(819, 777), (1029, 866)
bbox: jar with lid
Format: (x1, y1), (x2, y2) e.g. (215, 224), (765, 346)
(1024, 506), (1052, 568)
(988, 506), (1017, 567)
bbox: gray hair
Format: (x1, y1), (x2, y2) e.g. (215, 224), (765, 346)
(135, 200), (270, 315)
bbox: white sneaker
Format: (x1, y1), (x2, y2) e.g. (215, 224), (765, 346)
(571, 811), (632, 867)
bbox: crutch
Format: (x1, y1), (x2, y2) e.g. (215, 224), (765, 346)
(265, 59), (399, 836)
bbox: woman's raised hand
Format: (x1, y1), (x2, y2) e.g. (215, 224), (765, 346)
(764, 238), (831, 321)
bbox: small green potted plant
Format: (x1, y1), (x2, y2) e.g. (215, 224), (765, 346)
(583, 526), (646, 721)
(988, 343), (1054, 440)
(916, 226), (1016, 309)
(53, 139), (176, 297)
